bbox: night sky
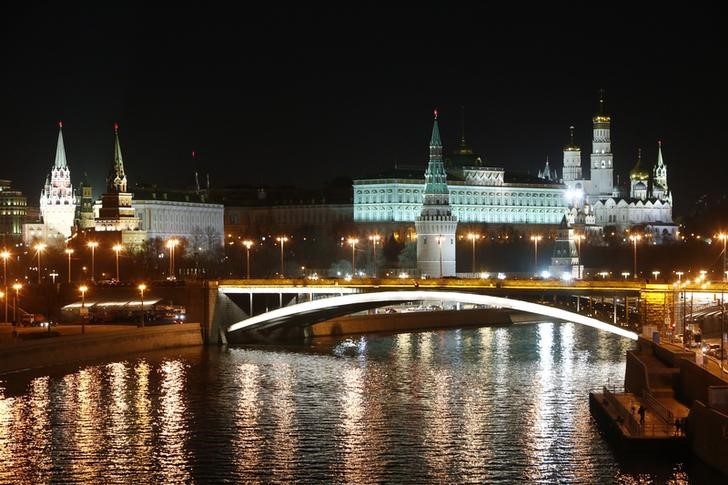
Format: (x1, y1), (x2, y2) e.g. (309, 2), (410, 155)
(1, 5), (723, 214)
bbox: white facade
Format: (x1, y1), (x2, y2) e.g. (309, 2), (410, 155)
(355, 180), (566, 225)
(134, 197), (224, 246)
(39, 124), (77, 240)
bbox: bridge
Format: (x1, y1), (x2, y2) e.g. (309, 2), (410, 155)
(199, 278), (723, 343)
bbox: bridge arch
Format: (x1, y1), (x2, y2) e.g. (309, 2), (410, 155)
(227, 290), (638, 340)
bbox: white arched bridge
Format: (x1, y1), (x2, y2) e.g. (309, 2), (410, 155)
(226, 290), (638, 340)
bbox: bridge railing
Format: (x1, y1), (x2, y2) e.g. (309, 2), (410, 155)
(642, 389), (675, 424)
(602, 386), (642, 436)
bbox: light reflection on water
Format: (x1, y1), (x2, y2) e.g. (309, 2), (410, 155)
(0, 323), (715, 483)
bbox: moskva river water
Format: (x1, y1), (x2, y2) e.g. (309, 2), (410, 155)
(0, 322), (720, 483)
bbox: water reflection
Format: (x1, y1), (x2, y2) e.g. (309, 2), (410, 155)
(0, 323), (715, 483)
(156, 360), (191, 483)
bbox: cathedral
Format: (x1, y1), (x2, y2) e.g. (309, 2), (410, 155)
(559, 91), (676, 242)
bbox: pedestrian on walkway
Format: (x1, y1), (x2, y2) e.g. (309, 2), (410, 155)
(637, 405), (646, 425)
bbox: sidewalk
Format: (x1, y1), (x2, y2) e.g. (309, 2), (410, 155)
(0, 323), (138, 346)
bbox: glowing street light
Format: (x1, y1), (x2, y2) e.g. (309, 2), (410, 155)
(79, 285), (88, 335)
(629, 234), (642, 279)
(64, 248), (74, 283)
(276, 236), (288, 277)
(675, 271), (684, 282)
(622, 272), (631, 280)
(719, 233), (728, 281)
(166, 239), (179, 280)
(467, 233), (481, 274)
(436, 235), (444, 278)
(112, 244), (123, 281)
(1, 250), (9, 323)
(368, 234), (381, 277)
(347, 237), (359, 277)
(242, 240), (253, 279)
(138, 283), (147, 328)
(12, 283), (22, 325)
(652, 270), (660, 282)
(599, 271), (610, 280)
(87, 241), (99, 282)
(34, 242), (47, 284)
(530, 235), (543, 271)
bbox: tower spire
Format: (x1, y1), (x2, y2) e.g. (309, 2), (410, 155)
(569, 125), (575, 147)
(657, 140), (664, 166)
(429, 109), (442, 163)
(54, 121), (68, 169)
(108, 122), (128, 192)
(598, 88), (606, 116)
(460, 105), (466, 146)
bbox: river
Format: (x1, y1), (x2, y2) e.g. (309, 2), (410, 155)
(0, 322), (719, 483)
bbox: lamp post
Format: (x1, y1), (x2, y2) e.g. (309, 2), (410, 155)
(138, 283), (147, 328)
(79, 285), (88, 335)
(1, 250), (9, 323)
(575, 234), (586, 280)
(166, 239), (179, 280)
(347, 238), (359, 277)
(65, 248), (74, 283)
(629, 234), (642, 279)
(242, 240), (253, 279)
(34, 242), (47, 284)
(530, 235), (542, 272)
(87, 241), (98, 282)
(622, 272), (631, 280)
(12, 283), (21, 325)
(368, 234), (381, 277)
(276, 236), (288, 277)
(718, 234), (728, 282)
(436, 235), (444, 278)
(652, 270), (660, 282)
(675, 271), (684, 283)
(112, 244), (123, 281)
(467, 233), (480, 274)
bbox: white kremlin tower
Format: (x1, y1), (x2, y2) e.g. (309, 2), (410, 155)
(40, 121), (77, 241)
(415, 110), (457, 277)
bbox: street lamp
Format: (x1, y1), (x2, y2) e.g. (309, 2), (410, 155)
(347, 238), (359, 277)
(112, 244), (123, 281)
(12, 283), (21, 325)
(629, 234), (642, 279)
(65, 248), (74, 283)
(166, 239), (179, 280)
(436, 235), (444, 278)
(34, 242), (47, 284)
(622, 272), (631, 280)
(675, 271), (684, 283)
(1, 250), (9, 323)
(575, 233), (586, 280)
(79, 285), (88, 335)
(530, 235), (543, 272)
(276, 236), (288, 277)
(719, 234), (728, 281)
(467, 233), (480, 274)
(652, 270), (660, 282)
(138, 283), (147, 328)
(87, 241), (99, 282)
(242, 240), (253, 279)
(368, 234), (381, 277)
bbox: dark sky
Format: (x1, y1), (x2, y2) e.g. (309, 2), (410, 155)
(0, 5), (724, 215)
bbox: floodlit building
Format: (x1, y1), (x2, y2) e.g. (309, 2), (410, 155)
(561, 91), (676, 242)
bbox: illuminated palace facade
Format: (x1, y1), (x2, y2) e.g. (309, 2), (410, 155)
(354, 117), (567, 235)
(355, 95), (676, 243)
